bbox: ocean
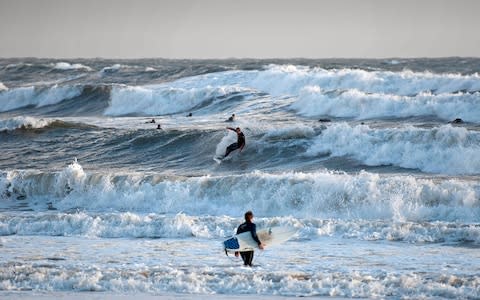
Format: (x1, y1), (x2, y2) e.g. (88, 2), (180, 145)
(0, 58), (479, 299)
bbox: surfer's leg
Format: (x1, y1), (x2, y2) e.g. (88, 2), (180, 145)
(225, 143), (239, 157)
(240, 252), (248, 265)
(244, 251), (254, 266)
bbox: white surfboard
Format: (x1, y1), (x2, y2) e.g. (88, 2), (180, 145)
(213, 156), (223, 164)
(213, 153), (234, 164)
(223, 226), (297, 253)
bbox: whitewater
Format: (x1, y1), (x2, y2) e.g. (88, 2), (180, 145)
(0, 58), (479, 299)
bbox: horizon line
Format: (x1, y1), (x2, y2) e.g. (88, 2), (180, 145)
(1, 55), (480, 61)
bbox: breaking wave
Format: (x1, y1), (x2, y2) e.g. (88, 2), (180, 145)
(2, 65), (480, 122)
(0, 116), (53, 131)
(293, 86), (480, 122)
(307, 123), (480, 175)
(254, 65), (480, 96)
(0, 84), (83, 112)
(105, 84), (252, 116)
(2, 161), (479, 223)
(52, 62), (92, 71)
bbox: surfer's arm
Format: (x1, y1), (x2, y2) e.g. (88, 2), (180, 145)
(250, 224), (263, 247)
(226, 127), (235, 132)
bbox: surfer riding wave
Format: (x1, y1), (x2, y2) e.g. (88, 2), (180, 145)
(224, 127), (245, 158)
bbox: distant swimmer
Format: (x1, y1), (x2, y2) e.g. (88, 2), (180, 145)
(156, 124), (162, 130)
(146, 119), (156, 124)
(186, 112), (193, 117)
(451, 118), (464, 124)
(226, 114), (235, 122)
(225, 127), (245, 158)
(318, 118), (331, 123)
(235, 211), (264, 266)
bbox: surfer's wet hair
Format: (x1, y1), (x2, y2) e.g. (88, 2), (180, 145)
(236, 127), (240, 131)
(244, 211), (253, 222)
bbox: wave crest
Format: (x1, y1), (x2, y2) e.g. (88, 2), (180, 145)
(2, 161), (479, 222)
(52, 62), (92, 71)
(105, 84), (251, 116)
(0, 84), (83, 112)
(0, 116), (53, 131)
(307, 123), (480, 175)
(291, 86), (480, 122)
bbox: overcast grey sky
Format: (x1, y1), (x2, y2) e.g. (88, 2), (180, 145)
(1, 0), (479, 59)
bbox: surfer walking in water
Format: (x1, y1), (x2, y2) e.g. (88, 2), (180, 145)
(224, 127), (245, 158)
(235, 211), (264, 266)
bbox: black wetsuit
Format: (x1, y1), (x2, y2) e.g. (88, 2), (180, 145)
(225, 131), (245, 157)
(236, 221), (261, 266)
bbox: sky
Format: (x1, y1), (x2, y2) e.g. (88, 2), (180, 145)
(0, 0), (479, 59)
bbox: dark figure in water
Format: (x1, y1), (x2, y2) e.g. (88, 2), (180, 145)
(226, 114), (235, 122)
(225, 127), (245, 157)
(235, 211), (264, 266)
(156, 124), (162, 130)
(146, 119), (156, 124)
(186, 112), (193, 117)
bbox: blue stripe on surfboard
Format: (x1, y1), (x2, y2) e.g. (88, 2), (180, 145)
(224, 237), (240, 250)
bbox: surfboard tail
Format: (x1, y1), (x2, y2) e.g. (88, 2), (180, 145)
(223, 237), (240, 250)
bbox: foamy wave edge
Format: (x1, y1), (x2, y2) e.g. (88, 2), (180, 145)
(2, 160), (479, 222)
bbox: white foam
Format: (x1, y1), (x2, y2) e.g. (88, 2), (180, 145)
(2, 161), (479, 223)
(54, 158), (87, 197)
(52, 62), (92, 71)
(307, 123), (480, 175)
(262, 124), (315, 140)
(4, 63), (33, 69)
(0, 82), (7, 91)
(101, 69), (258, 116)
(99, 66), (480, 121)
(292, 86), (480, 122)
(0, 212), (220, 239)
(105, 84), (249, 116)
(214, 130), (237, 158)
(101, 64), (124, 73)
(385, 59), (403, 65)
(0, 116), (53, 131)
(1, 232), (478, 298)
(1, 210), (479, 245)
(0, 85), (83, 112)
(253, 65), (480, 97)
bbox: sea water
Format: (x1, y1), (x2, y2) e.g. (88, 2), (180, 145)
(0, 58), (479, 299)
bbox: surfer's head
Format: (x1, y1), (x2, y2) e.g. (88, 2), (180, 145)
(236, 127), (241, 133)
(244, 211), (254, 222)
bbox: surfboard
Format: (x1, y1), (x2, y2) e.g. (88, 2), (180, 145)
(223, 226), (297, 253)
(213, 153), (234, 164)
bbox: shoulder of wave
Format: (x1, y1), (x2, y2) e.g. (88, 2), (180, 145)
(0, 117), (99, 132)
